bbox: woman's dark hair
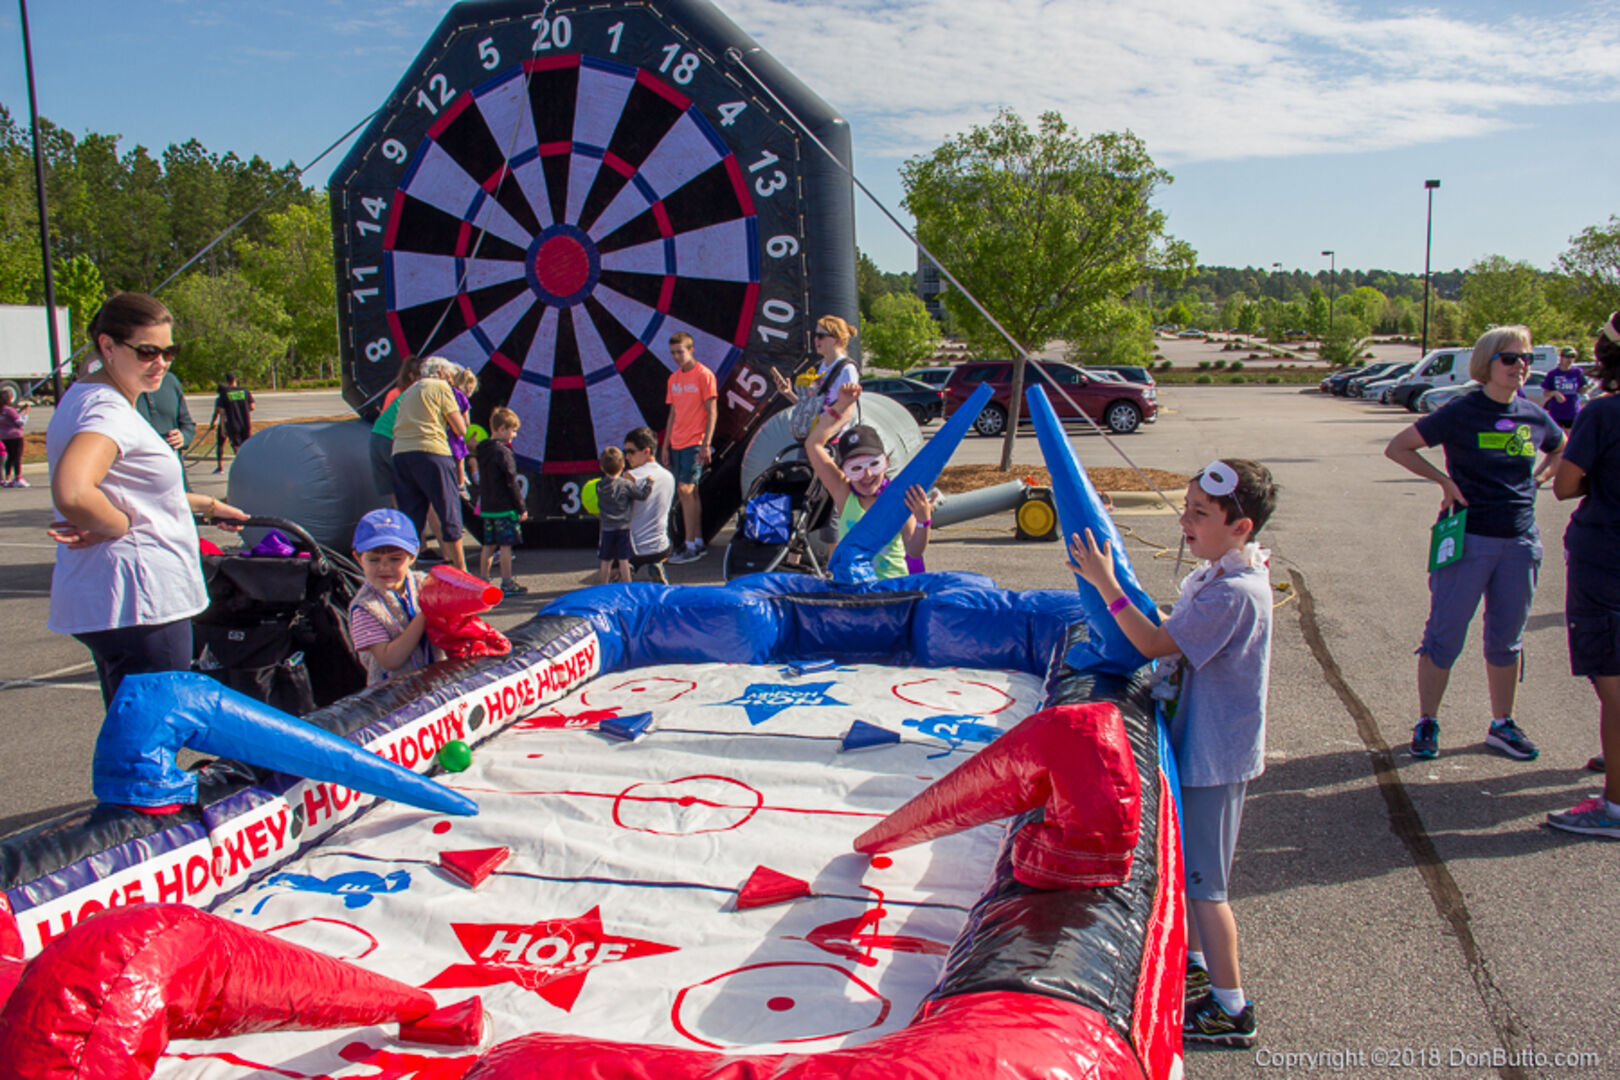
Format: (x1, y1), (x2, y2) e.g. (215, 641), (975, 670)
(86, 292), (171, 365)
(393, 354), (423, 392)
(1595, 312), (1620, 394)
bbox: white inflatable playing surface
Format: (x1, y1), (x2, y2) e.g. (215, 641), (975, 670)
(157, 660), (1047, 1078)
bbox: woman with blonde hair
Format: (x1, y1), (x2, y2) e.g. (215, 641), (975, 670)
(1384, 324), (1565, 762)
(772, 315), (861, 430)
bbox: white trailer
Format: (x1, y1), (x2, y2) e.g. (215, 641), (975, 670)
(0, 304), (71, 402)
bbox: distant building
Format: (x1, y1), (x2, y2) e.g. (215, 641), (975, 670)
(917, 253), (949, 320)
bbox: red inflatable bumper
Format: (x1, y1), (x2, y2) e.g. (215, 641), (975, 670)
(463, 991), (1143, 1080)
(854, 703), (1142, 888)
(0, 905), (438, 1080)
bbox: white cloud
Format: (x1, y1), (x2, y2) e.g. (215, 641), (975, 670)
(719, 0), (1620, 162)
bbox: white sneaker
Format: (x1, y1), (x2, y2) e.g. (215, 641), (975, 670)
(11, 477), (26, 488)
(667, 541), (700, 565)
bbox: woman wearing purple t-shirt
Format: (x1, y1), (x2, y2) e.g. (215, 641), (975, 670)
(1385, 325), (1565, 763)
(0, 386), (28, 486)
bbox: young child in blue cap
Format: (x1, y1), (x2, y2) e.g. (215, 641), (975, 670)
(348, 508), (438, 686)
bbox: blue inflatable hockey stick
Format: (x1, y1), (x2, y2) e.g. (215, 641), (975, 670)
(1026, 384), (1160, 673)
(828, 381), (993, 586)
(93, 672), (478, 816)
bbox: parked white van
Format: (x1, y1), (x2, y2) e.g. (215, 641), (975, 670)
(1388, 344), (1559, 411)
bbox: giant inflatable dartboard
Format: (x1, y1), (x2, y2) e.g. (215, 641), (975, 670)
(331, 0), (857, 531)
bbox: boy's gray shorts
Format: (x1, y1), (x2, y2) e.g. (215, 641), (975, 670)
(1181, 781), (1248, 902)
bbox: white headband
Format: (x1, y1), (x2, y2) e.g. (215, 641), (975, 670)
(1603, 315), (1620, 344)
(1199, 460), (1238, 498)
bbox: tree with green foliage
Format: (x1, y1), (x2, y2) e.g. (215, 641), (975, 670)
(53, 254), (104, 351)
(902, 109), (1192, 467)
(1304, 288), (1328, 339)
(862, 292), (941, 374)
(1553, 215), (1620, 334)
(165, 269), (290, 388)
(1461, 255), (1551, 339)
(236, 196), (337, 380)
(855, 250), (914, 323)
(1066, 301), (1155, 367)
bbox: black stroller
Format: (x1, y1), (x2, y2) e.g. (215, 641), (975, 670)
(722, 458), (834, 581)
(193, 516), (368, 716)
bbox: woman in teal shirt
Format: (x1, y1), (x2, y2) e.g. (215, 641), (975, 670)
(805, 382), (932, 579)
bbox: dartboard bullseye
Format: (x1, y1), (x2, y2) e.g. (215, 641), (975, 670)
(332, 0), (857, 534)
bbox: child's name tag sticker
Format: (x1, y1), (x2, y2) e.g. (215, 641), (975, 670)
(1429, 508), (1467, 572)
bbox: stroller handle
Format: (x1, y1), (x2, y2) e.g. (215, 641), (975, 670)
(218, 516), (333, 575)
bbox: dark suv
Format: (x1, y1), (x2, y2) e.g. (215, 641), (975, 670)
(944, 360), (1158, 435)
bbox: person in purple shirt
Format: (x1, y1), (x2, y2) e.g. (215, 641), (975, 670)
(1539, 347), (1588, 430)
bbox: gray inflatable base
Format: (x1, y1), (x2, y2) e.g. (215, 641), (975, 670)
(226, 419), (386, 551)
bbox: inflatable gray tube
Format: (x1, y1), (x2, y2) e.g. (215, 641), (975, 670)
(226, 419), (386, 550)
(740, 393), (925, 495)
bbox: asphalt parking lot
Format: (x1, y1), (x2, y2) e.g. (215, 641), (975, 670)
(0, 385), (1613, 1078)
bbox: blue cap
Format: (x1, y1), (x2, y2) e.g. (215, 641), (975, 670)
(353, 508), (419, 555)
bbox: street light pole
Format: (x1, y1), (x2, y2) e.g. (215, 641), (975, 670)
(18, 0), (64, 400)
(1421, 180), (1440, 356)
(1320, 250), (1335, 337)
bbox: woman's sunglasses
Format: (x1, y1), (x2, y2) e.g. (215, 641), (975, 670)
(813, 330), (833, 340)
(1493, 351), (1533, 366)
(123, 341), (181, 363)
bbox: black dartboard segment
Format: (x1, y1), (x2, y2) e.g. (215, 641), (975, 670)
(332, 0), (857, 531)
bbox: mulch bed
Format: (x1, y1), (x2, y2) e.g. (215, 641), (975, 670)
(937, 464), (1190, 494)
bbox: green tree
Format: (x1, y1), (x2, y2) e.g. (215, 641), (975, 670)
(1430, 298), (1464, 344)
(902, 109), (1192, 467)
(1304, 288), (1328, 339)
(1461, 255), (1550, 338)
(164, 268), (290, 388)
(1553, 216), (1620, 334)
(1066, 301), (1154, 366)
(53, 254), (104, 351)
(1235, 300), (1260, 337)
(862, 292), (941, 374)
(236, 195), (337, 380)
(0, 106), (41, 303)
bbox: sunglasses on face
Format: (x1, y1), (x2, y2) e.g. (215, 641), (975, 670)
(123, 341), (181, 363)
(813, 330), (833, 340)
(1493, 351), (1533, 366)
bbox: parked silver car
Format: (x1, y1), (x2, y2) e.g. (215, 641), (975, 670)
(1417, 380), (1479, 413)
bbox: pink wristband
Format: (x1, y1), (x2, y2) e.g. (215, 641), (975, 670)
(1107, 596), (1131, 616)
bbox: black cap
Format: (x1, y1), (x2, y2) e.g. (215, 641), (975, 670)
(835, 424), (886, 465)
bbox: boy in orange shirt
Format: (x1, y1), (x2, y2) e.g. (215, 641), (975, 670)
(661, 331), (717, 564)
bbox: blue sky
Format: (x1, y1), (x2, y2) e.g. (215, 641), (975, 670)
(2, 0), (1616, 277)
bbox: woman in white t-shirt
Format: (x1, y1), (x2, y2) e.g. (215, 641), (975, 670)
(770, 314), (861, 417)
(47, 292), (249, 705)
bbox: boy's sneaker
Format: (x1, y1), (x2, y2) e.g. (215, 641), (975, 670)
(1587, 754), (1606, 773)
(1546, 796), (1620, 839)
(1485, 718), (1538, 761)
(668, 541), (702, 565)
(499, 578), (528, 596)
(1410, 717), (1440, 759)
(1183, 993), (1258, 1047)
(11, 477), (26, 488)
(1184, 960), (1212, 1006)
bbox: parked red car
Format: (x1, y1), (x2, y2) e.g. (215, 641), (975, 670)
(943, 360), (1158, 435)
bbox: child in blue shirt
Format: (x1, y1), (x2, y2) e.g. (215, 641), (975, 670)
(1070, 457), (1279, 1048)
